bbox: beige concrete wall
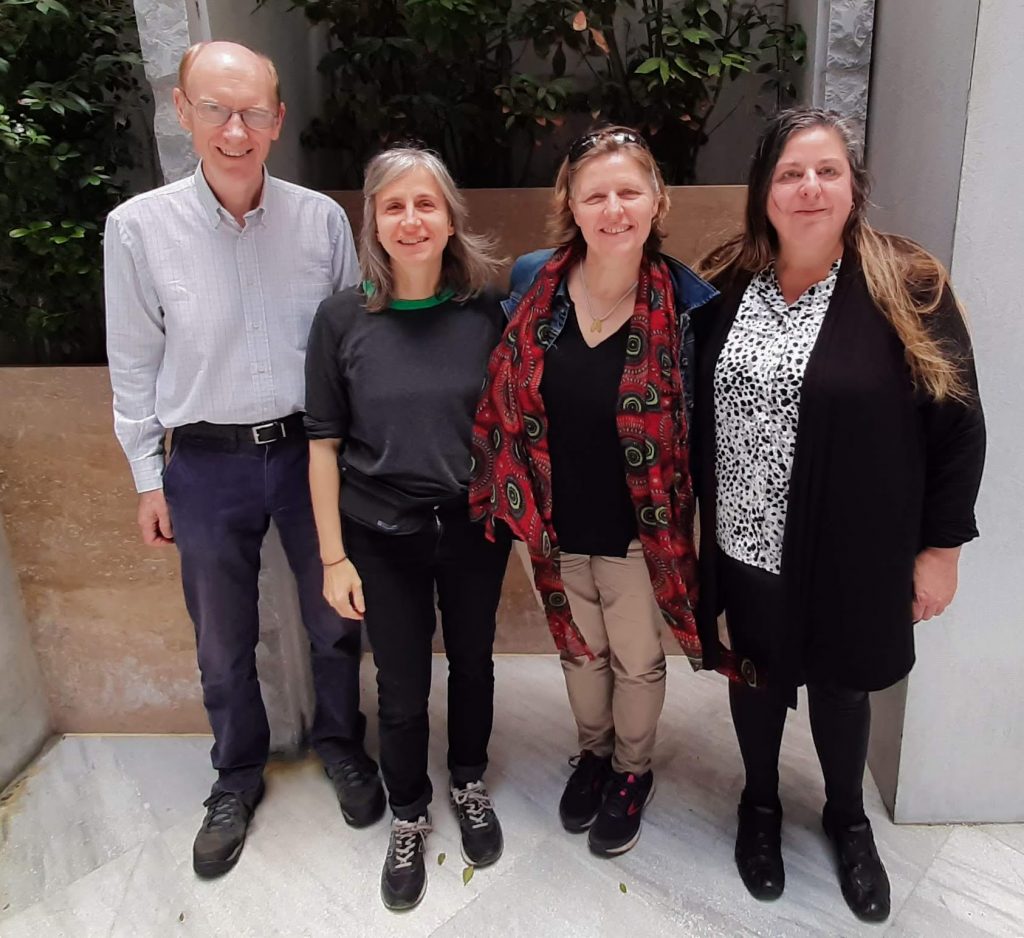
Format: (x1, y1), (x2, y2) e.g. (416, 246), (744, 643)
(327, 186), (747, 272)
(0, 187), (745, 734)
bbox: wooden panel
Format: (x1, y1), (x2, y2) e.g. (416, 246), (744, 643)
(325, 185), (747, 271)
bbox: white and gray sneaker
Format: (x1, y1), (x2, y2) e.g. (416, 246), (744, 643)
(450, 780), (503, 867)
(381, 813), (432, 911)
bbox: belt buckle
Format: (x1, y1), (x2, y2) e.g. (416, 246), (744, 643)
(251, 421), (284, 444)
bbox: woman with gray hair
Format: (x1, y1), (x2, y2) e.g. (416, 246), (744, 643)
(303, 145), (510, 912)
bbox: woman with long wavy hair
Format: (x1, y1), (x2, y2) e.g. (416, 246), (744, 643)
(693, 107), (986, 922)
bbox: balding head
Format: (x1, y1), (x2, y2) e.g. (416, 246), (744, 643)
(178, 41), (281, 107)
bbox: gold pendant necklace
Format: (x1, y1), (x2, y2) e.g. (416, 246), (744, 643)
(579, 261), (638, 333)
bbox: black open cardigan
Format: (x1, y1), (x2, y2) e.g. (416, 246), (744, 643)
(691, 252), (986, 691)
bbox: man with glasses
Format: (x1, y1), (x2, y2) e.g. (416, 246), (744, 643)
(104, 41), (383, 878)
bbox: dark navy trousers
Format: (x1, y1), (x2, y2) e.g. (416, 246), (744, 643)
(163, 429), (365, 796)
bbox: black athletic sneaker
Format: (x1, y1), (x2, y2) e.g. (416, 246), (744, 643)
(450, 780), (503, 867)
(558, 750), (612, 832)
(380, 814), (432, 912)
(588, 769), (654, 857)
(325, 750), (386, 828)
(192, 781), (264, 878)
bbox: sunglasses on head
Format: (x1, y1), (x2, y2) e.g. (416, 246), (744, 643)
(567, 129), (648, 163)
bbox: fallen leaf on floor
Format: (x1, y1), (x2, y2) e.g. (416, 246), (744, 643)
(178, 912), (185, 922)
(437, 852), (446, 866)
(463, 865), (475, 885)
(619, 882), (628, 894)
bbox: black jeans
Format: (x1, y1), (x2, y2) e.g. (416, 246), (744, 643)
(345, 509), (511, 820)
(163, 431), (366, 796)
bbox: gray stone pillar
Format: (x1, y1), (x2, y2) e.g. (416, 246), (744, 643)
(799, 0), (875, 140)
(822, 0), (875, 140)
(132, 0), (196, 182)
(0, 514), (50, 790)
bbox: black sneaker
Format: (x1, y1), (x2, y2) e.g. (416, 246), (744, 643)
(450, 780), (503, 867)
(325, 750), (385, 828)
(192, 781), (264, 878)
(558, 750), (612, 832)
(823, 812), (891, 923)
(588, 769), (654, 857)
(381, 814), (432, 912)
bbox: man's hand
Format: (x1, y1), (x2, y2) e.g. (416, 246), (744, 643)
(912, 546), (961, 622)
(137, 489), (174, 546)
(323, 558), (365, 620)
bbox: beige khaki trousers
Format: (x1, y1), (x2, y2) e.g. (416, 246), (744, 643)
(558, 539), (666, 774)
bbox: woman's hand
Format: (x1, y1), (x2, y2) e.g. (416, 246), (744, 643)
(323, 558), (366, 620)
(912, 546), (961, 622)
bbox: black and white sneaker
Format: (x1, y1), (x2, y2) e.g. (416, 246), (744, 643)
(558, 750), (612, 832)
(588, 769), (654, 857)
(381, 814), (432, 912)
(325, 750), (385, 828)
(450, 780), (503, 867)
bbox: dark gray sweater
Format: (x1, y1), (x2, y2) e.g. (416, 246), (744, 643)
(304, 285), (505, 501)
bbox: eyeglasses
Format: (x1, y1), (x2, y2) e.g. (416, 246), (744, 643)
(182, 92), (278, 131)
(568, 129), (648, 163)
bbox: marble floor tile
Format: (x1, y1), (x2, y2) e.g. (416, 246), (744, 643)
(1, 656), (1022, 938)
(889, 826), (1024, 938)
(0, 736), (164, 917)
(438, 834), (746, 938)
(984, 822), (1024, 857)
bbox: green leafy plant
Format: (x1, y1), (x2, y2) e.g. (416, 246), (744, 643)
(513, 0), (806, 182)
(0, 0), (145, 363)
(261, 0), (553, 187)
(270, 0), (803, 187)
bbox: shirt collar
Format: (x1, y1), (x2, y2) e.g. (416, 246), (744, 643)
(757, 256), (842, 307)
(193, 161), (271, 229)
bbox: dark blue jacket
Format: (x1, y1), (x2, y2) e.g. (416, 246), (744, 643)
(502, 248), (718, 419)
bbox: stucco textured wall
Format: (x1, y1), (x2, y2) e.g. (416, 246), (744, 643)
(896, 0), (1024, 824)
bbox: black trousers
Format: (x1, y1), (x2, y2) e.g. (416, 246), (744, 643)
(719, 550), (870, 825)
(163, 431), (366, 797)
(344, 509), (511, 820)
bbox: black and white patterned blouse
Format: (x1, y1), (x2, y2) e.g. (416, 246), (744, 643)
(713, 259), (841, 574)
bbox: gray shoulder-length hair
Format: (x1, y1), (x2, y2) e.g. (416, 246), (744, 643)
(359, 147), (505, 312)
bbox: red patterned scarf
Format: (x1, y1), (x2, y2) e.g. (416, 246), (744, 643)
(469, 246), (702, 668)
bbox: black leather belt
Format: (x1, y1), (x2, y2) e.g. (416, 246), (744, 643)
(174, 412), (306, 447)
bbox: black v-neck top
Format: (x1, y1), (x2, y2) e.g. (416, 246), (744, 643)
(540, 305), (637, 556)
